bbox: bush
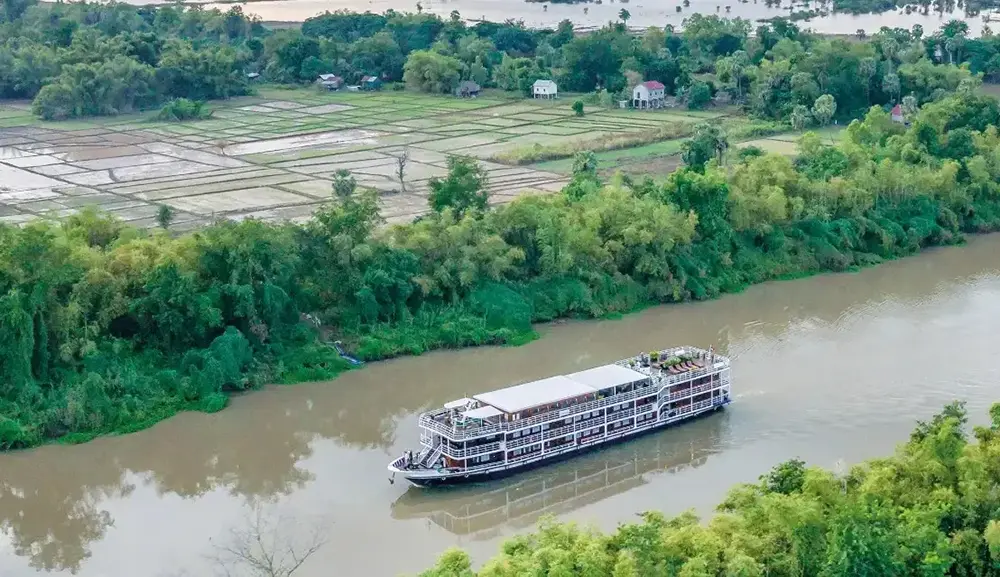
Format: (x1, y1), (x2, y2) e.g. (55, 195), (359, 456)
(421, 402), (1000, 577)
(491, 123), (694, 165)
(156, 98), (212, 122)
(686, 80), (712, 110)
(572, 100), (585, 116)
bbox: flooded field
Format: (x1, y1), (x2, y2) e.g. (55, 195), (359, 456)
(160, 0), (990, 36)
(0, 89), (728, 229)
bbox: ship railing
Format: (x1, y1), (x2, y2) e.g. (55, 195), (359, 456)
(429, 445), (444, 466)
(663, 398), (715, 418)
(504, 443), (581, 468)
(418, 386), (652, 440)
(418, 416), (504, 440)
(543, 422), (577, 441)
(440, 441), (503, 460)
(658, 382), (723, 403)
(607, 408), (636, 424)
(442, 402), (720, 475)
(647, 364), (728, 389)
(417, 368), (729, 441)
(507, 432), (543, 449)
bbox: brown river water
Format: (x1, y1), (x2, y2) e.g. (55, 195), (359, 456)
(2, 235), (1000, 577)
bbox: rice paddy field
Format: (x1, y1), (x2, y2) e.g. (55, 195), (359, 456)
(0, 88), (739, 229)
(0, 88), (838, 230)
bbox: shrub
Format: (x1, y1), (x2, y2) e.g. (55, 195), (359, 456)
(156, 98), (212, 122)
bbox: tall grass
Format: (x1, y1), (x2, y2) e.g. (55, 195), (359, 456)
(490, 123), (695, 165)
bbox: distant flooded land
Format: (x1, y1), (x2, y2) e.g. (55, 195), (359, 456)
(108, 0), (992, 35)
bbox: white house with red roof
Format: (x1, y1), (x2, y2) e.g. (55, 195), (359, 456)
(632, 80), (666, 109)
(890, 103), (906, 124)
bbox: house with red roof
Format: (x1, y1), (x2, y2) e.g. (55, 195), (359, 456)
(890, 103), (906, 124)
(632, 80), (666, 109)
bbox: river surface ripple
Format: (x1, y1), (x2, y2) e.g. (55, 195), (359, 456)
(2, 235), (1000, 577)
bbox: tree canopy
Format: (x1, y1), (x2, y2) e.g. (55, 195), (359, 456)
(420, 401), (1000, 577)
(0, 2), (985, 121)
(3, 90), (1000, 450)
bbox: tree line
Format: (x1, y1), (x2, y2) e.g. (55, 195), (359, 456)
(3, 88), (1000, 449)
(0, 0), (996, 120)
(420, 401), (1000, 577)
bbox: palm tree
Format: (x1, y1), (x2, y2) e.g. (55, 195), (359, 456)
(858, 57), (876, 105)
(619, 8), (631, 23)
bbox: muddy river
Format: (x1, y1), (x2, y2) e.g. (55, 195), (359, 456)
(2, 235), (1000, 577)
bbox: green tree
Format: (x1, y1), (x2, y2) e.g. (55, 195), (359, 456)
(572, 150), (598, 178)
(428, 156), (490, 216)
(760, 458), (807, 494)
(332, 169), (357, 198)
(492, 54), (545, 95)
(790, 104), (811, 130)
(403, 49), (462, 93)
(686, 81), (712, 109)
(812, 94), (837, 126)
(156, 205), (176, 229)
(682, 123), (729, 170)
(572, 100), (585, 116)
(612, 550), (639, 577)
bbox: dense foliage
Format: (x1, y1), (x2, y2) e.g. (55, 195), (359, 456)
(156, 97), (211, 121)
(0, 0), (985, 122)
(3, 89), (1000, 450)
(0, 2), (259, 119)
(419, 401), (1000, 577)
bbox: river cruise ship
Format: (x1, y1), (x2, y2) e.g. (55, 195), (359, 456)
(388, 346), (732, 487)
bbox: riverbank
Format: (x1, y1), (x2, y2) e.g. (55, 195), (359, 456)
(420, 400), (1000, 577)
(3, 87), (1000, 452)
(3, 232), (1000, 577)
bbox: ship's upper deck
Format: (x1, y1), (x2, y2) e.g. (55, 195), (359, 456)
(420, 346), (730, 439)
(474, 364), (649, 414)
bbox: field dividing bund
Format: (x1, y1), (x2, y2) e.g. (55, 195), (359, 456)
(0, 89), (802, 228)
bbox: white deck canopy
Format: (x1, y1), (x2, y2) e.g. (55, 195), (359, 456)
(473, 375), (596, 414)
(462, 406), (503, 420)
(444, 398), (473, 410)
(471, 364), (649, 415)
(567, 364), (648, 390)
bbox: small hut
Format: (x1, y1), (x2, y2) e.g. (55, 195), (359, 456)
(455, 80), (481, 98)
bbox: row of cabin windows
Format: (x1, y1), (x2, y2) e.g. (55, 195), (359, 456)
(510, 425), (542, 438)
(509, 445), (541, 458)
(471, 453), (500, 464)
(609, 419), (633, 431)
(671, 375), (717, 392)
(512, 381), (652, 419)
(545, 437), (573, 449)
(463, 435), (499, 448)
(508, 409), (605, 438)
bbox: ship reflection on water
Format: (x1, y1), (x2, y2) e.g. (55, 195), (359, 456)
(390, 411), (731, 540)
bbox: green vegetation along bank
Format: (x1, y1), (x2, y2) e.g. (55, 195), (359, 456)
(419, 401), (1000, 577)
(2, 0), (998, 127)
(3, 87), (1000, 450)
